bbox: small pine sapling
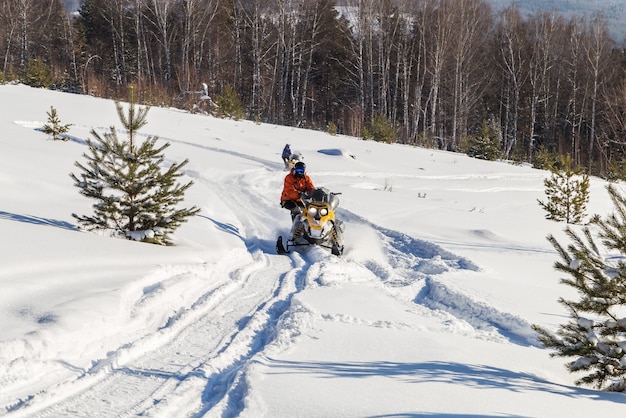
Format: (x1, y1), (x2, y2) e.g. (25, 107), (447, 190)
(538, 154), (589, 224)
(71, 87), (200, 245)
(466, 119), (502, 161)
(42, 106), (72, 141)
(363, 113), (395, 143)
(533, 184), (626, 391)
(214, 84), (244, 120)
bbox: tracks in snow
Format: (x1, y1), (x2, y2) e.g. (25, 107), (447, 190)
(14, 167), (305, 417)
(21, 251), (306, 418)
(16, 216), (535, 418)
(346, 214), (538, 347)
(10, 157), (535, 416)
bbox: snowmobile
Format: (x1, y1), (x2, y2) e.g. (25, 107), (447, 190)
(287, 151), (304, 168)
(276, 187), (344, 256)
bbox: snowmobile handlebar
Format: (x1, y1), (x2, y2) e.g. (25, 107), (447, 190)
(301, 190), (341, 198)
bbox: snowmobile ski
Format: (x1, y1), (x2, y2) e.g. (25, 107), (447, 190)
(276, 236), (288, 254)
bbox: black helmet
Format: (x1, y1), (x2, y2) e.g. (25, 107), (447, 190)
(294, 161), (306, 177)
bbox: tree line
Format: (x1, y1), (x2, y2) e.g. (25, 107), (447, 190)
(2, 0), (626, 177)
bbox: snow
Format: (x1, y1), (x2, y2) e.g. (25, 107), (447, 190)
(1, 83), (625, 417)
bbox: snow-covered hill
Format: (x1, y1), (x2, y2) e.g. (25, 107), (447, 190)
(1, 83), (624, 416)
(490, 0), (626, 42)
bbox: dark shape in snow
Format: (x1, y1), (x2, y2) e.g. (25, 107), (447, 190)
(0, 211), (78, 231)
(318, 148), (356, 159)
(37, 313), (57, 324)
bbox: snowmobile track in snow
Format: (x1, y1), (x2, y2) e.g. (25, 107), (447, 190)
(16, 250), (307, 418)
(9, 160), (535, 416)
(342, 214), (536, 347)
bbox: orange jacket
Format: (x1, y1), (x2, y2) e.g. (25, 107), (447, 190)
(281, 169), (315, 202)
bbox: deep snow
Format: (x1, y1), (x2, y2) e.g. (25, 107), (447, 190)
(1, 83), (625, 417)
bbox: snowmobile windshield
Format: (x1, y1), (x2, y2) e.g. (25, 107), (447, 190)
(310, 188), (329, 204)
(304, 187), (339, 210)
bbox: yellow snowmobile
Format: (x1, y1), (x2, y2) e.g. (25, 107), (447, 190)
(276, 187), (344, 256)
(287, 151), (304, 168)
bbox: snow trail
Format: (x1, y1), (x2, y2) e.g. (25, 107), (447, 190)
(5, 111), (545, 416)
(19, 250), (299, 417)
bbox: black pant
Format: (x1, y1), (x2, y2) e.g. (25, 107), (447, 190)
(282, 200), (304, 220)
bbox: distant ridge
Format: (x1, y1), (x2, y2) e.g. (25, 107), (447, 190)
(62, 0), (81, 13)
(489, 0), (626, 42)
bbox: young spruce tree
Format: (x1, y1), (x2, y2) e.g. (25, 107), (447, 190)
(538, 154), (590, 224)
(42, 106), (72, 141)
(466, 119), (501, 161)
(71, 89), (200, 245)
(533, 184), (626, 391)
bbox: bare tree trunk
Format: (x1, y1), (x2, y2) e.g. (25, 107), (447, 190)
(359, 0), (375, 120)
(565, 17), (585, 165)
(410, 2), (429, 145)
(449, 0), (491, 150)
(426, 0), (454, 149)
(341, 0), (367, 130)
(145, 0), (175, 82)
(496, 5), (528, 159)
(298, 0), (323, 125)
(584, 14), (612, 169)
(236, 0), (269, 117)
(273, 0), (295, 125)
(132, 0), (145, 85)
(100, 0), (129, 85)
(0, 1), (18, 74)
(527, 11), (560, 162)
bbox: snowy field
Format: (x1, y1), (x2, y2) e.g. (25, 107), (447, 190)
(1, 83), (625, 417)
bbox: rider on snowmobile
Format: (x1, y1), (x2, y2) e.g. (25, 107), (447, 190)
(280, 161), (315, 220)
(281, 143), (292, 168)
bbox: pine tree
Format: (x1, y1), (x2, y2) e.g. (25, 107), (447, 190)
(215, 84), (244, 120)
(363, 113), (395, 143)
(41, 106), (72, 141)
(466, 119), (502, 161)
(538, 154), (590, 224)
(70, 89), (200, 245)
(533, 185), (626, 391)
(21, 57), (54, 88)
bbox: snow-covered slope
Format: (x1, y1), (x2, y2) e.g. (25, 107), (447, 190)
(1, 84), (624, 417)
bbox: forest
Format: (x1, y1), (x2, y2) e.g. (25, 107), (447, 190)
(2, 0), (626, 177)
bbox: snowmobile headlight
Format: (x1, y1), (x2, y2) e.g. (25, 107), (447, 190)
(320, 208), (328, 216)
(308, 207), (318, 217)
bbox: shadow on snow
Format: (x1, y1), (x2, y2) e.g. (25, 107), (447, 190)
(0, 210), (77, 231)
(263, 358), (626, 405)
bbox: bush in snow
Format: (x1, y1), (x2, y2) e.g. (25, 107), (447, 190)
(41, 106), (72, 141)
(327, 121), (338, 136)
(532, 145), (560, 170)
(215, 84), (244, 120)
(604, 157), (626, 183)
(363, 113), (395, 143)
(537, 154), (589, 224)
(466, 119), (502, 161)
(533, 184), (626, 391)
(70, 88), (200, 245)
(21, 57), (54, 88)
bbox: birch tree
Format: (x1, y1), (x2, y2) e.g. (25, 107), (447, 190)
(495, 5), (529, 159)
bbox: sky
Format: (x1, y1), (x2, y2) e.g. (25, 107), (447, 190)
(1, 83), (626, 417)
